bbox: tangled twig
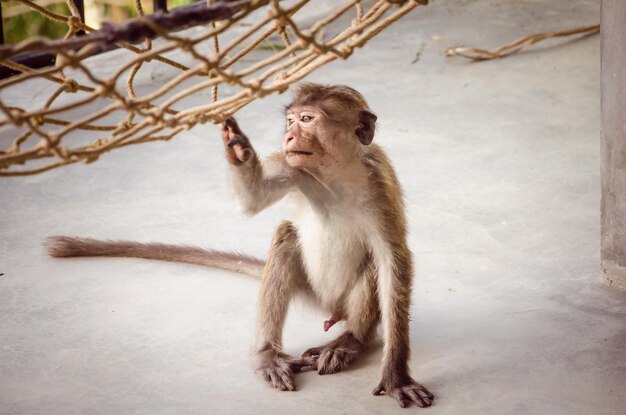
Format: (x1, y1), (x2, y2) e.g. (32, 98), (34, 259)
(445, 24), (599, 61)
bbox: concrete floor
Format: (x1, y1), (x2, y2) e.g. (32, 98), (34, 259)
(2, 0), (625, 414)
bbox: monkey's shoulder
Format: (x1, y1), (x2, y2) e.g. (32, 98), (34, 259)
(363, 144), (404, 194)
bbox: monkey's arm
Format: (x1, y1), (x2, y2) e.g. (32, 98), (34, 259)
(229, 153), (294, 215)
(222, 118), (294, 215)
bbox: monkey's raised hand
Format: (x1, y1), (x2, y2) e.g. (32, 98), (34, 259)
(372, 376), (435, 408)
(221, 117), (254, 165)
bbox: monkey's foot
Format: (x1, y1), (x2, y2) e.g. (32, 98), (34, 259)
(302, 332), (364, 375)
(257, 348), (316, 391)
(372, 376), (435, 408)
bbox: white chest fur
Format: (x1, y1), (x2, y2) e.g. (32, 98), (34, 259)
(293, 200), (373, 311)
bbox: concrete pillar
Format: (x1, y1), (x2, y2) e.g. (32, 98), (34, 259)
(601, 0), (626, 288)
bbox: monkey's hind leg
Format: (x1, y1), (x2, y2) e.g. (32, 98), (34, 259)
(303, 272), (379, 375)
(255, 221), (315, 391)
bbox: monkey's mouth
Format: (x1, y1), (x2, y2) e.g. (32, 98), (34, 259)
(286, 150), (314, 156)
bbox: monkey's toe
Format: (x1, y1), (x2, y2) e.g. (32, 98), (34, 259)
(261, 366), (296, 391)
(373, 379), (435, 408)
(315, 346), (359, 375)
(301, 346), (322, 358)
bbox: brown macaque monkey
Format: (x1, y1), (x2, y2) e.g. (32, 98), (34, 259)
(48, 83), (434, 408)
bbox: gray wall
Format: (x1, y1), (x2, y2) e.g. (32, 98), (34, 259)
(601, 0), (626, 287)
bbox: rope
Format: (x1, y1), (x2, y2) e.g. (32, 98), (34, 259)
(0, 0), (425, 176)
(208, 0), (220, 103)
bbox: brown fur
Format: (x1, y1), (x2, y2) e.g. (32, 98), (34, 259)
(289, 83), (370, 125)
(289, 83), (377, 145)
(364, 147), (416, 394)
(47, 236), (265, 278)
(232, 84), (432, 407)
(254, 221), (317, 391)
(48, 84), (434, 408)
(255, 221), (308, 350)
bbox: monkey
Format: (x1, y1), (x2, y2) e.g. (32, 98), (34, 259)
(47, 83), (434, 409)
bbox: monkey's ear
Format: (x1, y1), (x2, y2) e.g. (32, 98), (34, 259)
(355, 110), (377, 145)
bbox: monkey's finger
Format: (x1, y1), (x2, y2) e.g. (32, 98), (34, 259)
(291, 355), (317, 371)
(226, 137), (252, 163)
(223, 117), (239, 132)
(405, 389), (427, 408)
(234, 145), (252, 163)
(221, 127), (230, 143)
(221, 120), (235, 142)
(267, 370), (277, 388)
(417, 385), (435, 400)
(224, 119), (246, 144)
(395, 395), (409, 409)
(278, 370), (295, 391)
(302, 347), (322, 358)
(226, 135), (247, 148)
(226, 136), (251, 156)
(314, 350), (331, 373)
(302, 355), (319, 365)
(317, 350), (338, 375)
(221, 122), (247, 147)
(389, 390), (410, 409)
(268, 370), (287, 391)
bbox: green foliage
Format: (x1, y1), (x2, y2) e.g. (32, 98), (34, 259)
(1, 0), (201, 45)
(2, 2), (70, 44)
(168, 0), (200, 9)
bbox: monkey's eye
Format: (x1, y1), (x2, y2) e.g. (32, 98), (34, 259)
(301, 115), (314, 122)
(287, 118), (295, 126)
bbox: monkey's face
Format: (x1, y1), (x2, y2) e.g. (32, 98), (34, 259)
(283, 106), (358, 171)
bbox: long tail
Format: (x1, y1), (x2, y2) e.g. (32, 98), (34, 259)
(46, 236), (265, 278)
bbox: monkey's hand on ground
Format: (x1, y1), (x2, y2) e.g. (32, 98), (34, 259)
(221, 117), (255, 165)
(372, 376), (435, 408)
(257, 349), (317, 391)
